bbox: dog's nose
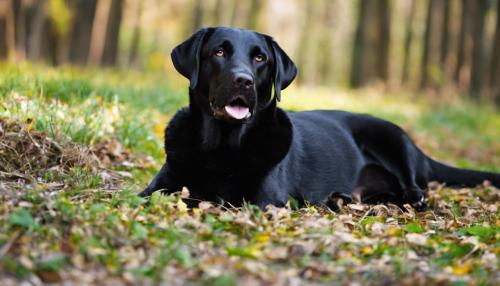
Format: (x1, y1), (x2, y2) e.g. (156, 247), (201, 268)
(233, 73), (254, 89)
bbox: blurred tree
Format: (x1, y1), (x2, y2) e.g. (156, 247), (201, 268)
(402, 0), (416, 84)
(27, 0), (47, 61)
(317, 0), (336, 86)
(455, 0), (471, 85)
(128, 0), (143, 68)
(378, 0), (390, 82)
(1, 0), (497, 102)
(12, 0), (27, 61)
(101, 0), (123, 66)
(0, 1), (8, 59)
(69, 0), (97, 65)
(469, 0), (488, 99)
(213, 0), (224, 25)
(231, 0), (247, 28)
(296, 0), (315, 85)
(440, 0), (450, 67)
(192, 0), (203, 32)
(351, 0), (368, 87)
(490, 0), (500, 102)
(350, 0), (391, 88)
(247, 0), (263, 30)
(3, 0), (15, 61)
(421, 0), (446, 89)
(88, 0), (111, 65)
(212, 0), (232, 26)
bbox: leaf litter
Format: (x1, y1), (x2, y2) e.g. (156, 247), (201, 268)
(0, 118), (149, 201)
(0, 118), (498, 285)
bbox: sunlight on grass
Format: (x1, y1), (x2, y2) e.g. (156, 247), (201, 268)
(282, 85), (422, 122)
(1, 62), (498, 172)
(0, 63), (498, 285)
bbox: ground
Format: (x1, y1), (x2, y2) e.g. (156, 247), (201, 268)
(0, 64), (498, 285)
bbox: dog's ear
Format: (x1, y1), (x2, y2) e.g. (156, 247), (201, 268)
(266, 37), (297, 101)
(171, 28), (212, 90)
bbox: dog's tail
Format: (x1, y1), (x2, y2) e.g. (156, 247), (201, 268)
(428, 158), (500, 188)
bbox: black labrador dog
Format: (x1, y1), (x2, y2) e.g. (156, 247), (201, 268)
(140, 27), (499, 210)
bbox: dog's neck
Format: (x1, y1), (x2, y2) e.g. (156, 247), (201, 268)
(188, 91), (244, 150)
(199, 113), (244, 150)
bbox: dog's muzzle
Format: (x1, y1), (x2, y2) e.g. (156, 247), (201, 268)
(210, 96), (253, 122)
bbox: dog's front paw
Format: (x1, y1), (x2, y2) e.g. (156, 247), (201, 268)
(411, 195), (427, 211)
(138, 186), (155, 197)
(320, 192), (353, 210)
(404, 188), (427, 211)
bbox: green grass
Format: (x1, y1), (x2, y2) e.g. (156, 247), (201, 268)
(0, 63), (498, 285)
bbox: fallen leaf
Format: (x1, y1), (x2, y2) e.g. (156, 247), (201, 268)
(405, 233), (428, 246)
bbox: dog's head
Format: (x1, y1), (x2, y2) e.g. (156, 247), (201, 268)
(171, 27), (297, 123)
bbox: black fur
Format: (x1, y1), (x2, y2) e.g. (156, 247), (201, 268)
(140, 27), (500, 210)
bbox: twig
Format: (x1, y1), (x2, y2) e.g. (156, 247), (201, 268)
(0, 230), (22, 258)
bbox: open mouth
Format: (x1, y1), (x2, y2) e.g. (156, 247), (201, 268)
(211, 97), (252, 122)
(224, 98), (251, 120)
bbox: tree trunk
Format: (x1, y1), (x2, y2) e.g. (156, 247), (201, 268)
(27, 0), (47, 61)
(490, 0), (500, 103)
(213, 0), (223, 25)
(296, 0), (315, 85)
(0, 1), (9, 58)
(350, 0), (368, 88)
(421, 0), (448, 89)
(402, 0), (416, 84)
(230, 0), (247, 28)
(247, 0), (262, 30)
(4, 0), (15, 61)
(420, 0), (434, 89)
(440, 0), (450, 67)
(377, 0), (390, 82)
(469, 0), (487, 99)
(69, 0), (97, 65)
(101, 0), (123, 66)
(350, 0), (391, 88)
(0, 8), (6, 59)
(88, 0), (111, 65)
(317, 0), (336, 86)
(192, 0), (203, 32)
(454, 0), (469, 83)
(128, 0), (143, 68)
(213, 0), (233, 26)
(12, 0), (27, 61)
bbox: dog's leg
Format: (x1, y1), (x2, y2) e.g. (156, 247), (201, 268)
(354, 124), (427, 210)
(139, 163), (182, 197)
(255, 175), (289, 209)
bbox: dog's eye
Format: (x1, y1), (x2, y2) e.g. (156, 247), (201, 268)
(254, 54), (265, 62)
(215, 49), (225, 57)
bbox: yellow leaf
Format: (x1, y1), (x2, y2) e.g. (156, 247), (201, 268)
(387, 226), (400, 236)
(25, 117), (34, 131)
(361, 245), (373, 255)
(177, 198), (188, 214)
(254, 233), (270, 243)
(451, 260), (472, 275)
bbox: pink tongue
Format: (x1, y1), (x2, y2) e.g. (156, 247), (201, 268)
(224, 105), (249, 120)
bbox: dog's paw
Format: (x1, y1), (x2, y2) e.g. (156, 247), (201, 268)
(410, 195), (427, 211)
(321, 192), (353, 211)
(138, 186), (155, 197)
(405, 188), (427, 211)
